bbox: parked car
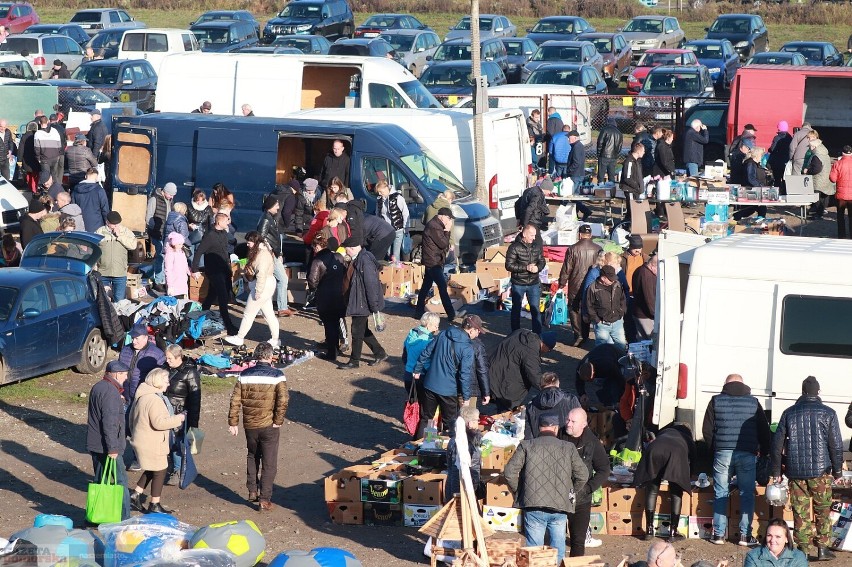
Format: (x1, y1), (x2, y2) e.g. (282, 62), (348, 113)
(328, 37), (398, 61)
(680, 100), (727, 162)
(239, 46), (302, 54)
(634, 64), (715, 123)
(0, 53), (36, 79)
(191, 20), (259, 53)
(24, 24), (89, 47)
(684, 38), (739, 90)
(262, 0), (354, 43)
(521, 40), (603, 83)
(578, 32), (632, 86)
(355, 13), (428, 38)
(744, 51), (806, 66)
(524, 62), (608, 123)
(419, 60), (506, 106)
(70, 8), (144, 37)
(0, 231), (107, 384)
(619, 15), (685, 62)
(445, 14), (516, 41)
(118, 29), (200, 73)
(190, 10), (260, 37)
(0, 2), (38, 34)
(380, 29), (440, 77)
(501, 37), (537, 83)
(72, 58), (157, 112)
(525, 16), (595, 45)
(270, 33), (331, 54)
(704, 14), (769, 60)
(626, 48), (698, 95)
(3, 33), (84, 78)
(426, 37), (509, 75)
(779, 41), (844, 66)
(41, 78), (114, 111)
(86, 26), (143, 59)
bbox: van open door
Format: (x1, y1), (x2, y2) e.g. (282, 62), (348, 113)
(653, 255), (683, 426)
(111, 124), (157, 235)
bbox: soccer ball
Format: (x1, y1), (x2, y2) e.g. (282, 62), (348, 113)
(190, 520), (265, 567)
(268, 548), (363, 567)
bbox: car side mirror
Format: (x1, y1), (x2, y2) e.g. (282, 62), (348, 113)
(526, 28), (532, 33)
(525, 51), (533, 55)
(21, 308), (39, 319)
(416, 47), (425, 52)
(586, 84), (595, 91)
(583, 56), (589, 61)
(616, 27), (622, 32)
(704, 27), (710, 32)
(495, 27), (503, 32)
(666, 29), (673, 33)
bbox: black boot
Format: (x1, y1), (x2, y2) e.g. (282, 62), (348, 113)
(147, 501), (173, 514)
(668, 515), (685, 541)
(814, 546), (836, 561)
(130, 491), (145, 512)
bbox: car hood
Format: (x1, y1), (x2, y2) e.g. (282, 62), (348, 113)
(630, 66), (654, 80)
(705, 31), (751, 42)
(268, 17), (318, 26)
(696, 57), (724, 67)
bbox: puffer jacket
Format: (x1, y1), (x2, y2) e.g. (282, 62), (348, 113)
(489, 329), (542, 410)
(65, 144), (98, 176)
(307, 248), (346, 312)
(585, 277), (626, 324)
(702, 380), (770, 455)
(619, 153), (644, 197)
(72, 180), (109, 232)
(830, 155), (852, 201)
(515, 185), (549, 229)
(807, 140), (834, 195)
(188, 202), (213, 233)
(597, 121), (623, 160)
(770, 395), (843, 480)
(505, 232), (545, 286)
(165, 358), (201, 428)
(563, 426), (611, 505)
(119, 341), (166, 402)
(504, 434), (589, 513)
(403, 325), (434, 373)
(413, 325), (475, 401)
(421, 215), (450, 268)
(228, 362), (288, 429)
(257, 211), (282, 257)
(163, 211), (189, 244)
(524, 387), (581, 439)
(744, 545), (808, 567)
(558, 237), (602, 300)
(344, 249), (384, 317)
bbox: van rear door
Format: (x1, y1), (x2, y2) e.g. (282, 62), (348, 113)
(489, 111), (527, 230)
(653, 255), (682, 427)
(112, 124), (157, 196)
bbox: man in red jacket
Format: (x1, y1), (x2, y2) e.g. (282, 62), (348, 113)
(830, 145), (852, 239)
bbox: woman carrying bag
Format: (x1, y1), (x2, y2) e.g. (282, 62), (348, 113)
(164, 344), (201, 486)
(224, 231), (279, 348)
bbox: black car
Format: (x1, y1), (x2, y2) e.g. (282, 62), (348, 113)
(86, 26), (143, 59)
(262, 0), (354, 43)
(780, 41), (844, 66)
(190, 10), (260, 37)
(191, 20), (259, 53)
(419, 60), (506, 106)
(745, 51), (806, 66)
(501, 37), (536, 83)
(328, 37), (398, 61)
(25, 24), (89, 46)
(71, 59), (157, 112)
(271, 33), (332, 54)
(354, 13), (428, 38)
(704, 14), (769, 59)
(525, 16), (595, 45)
(634, 65), (715, 123)
(426, 37), (509, 76)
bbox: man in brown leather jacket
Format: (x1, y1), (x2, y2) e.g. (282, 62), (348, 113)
(558, 225), (602, 347)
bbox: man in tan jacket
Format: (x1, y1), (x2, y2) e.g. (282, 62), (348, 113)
(228, 342), (288, 511)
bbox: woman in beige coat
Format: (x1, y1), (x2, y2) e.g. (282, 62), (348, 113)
(224, 231), (279, 348)
(130, 368), (185, 513)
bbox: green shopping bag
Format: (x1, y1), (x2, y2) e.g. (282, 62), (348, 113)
(85, 457), (124, 525)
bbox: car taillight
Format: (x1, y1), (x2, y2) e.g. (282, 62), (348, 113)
(34, 56), (45, 66)
(488, 175), (498, 209)
(354, 30), (363, 36)
(677, 363), (688, 399)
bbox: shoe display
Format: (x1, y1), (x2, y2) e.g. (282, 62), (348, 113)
(739, 535), (759, 547)
(223, 335), (244, 346)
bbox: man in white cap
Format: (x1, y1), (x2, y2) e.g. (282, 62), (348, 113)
(146, 182), (177, 292)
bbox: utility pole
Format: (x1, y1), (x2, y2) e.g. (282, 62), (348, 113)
(471, 0), (488, 207)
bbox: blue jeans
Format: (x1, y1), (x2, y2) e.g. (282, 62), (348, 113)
(151, 238), (165, 285)
(391, 229), (405, 262)
(713, 450), (757, 538)
(510, 282), (542, 334)
(170, 427), (185, 475)
(272, 255), (289, 310)
(552, 163), (569, 178)
(686, 162), (699, 177)
(91, 452), (131, 521)
(524, 509), (567, 565)
(102, 276), (127, 302)
(593, 319), (626, 350)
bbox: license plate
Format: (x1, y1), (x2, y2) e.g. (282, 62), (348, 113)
(363, 32), (378, 38)
(655, 112), (673, 120)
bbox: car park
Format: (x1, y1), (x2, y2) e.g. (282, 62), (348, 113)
(85, 26), (143, 59)
(0, 231), (107, 384)
(3, 33), (84, 78)
(270, 33), (331, 54)
(704, 14), (769, 60)
(445, 15), (516, 41)
(190, 10), (260, 37)
(744, 51), (806, 66)
(354, 13), (428, 38)
(501, 37), (537, 83)
(779, 41), (844, 66)
(262, 0), (354, 43)
(619, 15), (685, 62)
(684, 38), (739, 90)
(191, 20), (259, 53)
(72, 58), (157, 112)
(0, 53), (36, 79)
(634, 64), (715, 123)
(426, 37), (509, 75)
(419, 60), (506, 105)
(578, 32), (632, 86)
(24, 24), (89, 47)
(380, 29), (440, 77)
(626, 48), (698, 95)
(520, 40), (603, 83)
(525, 16), (594, 45)
(0, 2), (38, 33)
(524, 62), (608, 123)
(328, 37), (398, 61)
(117, 28), (200, 73)
(70, 8), (144, 37)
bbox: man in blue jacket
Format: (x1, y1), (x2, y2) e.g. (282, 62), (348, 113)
(566, 130), (592, 221)
(413, 314), (484, 437)
(119, 322), (166, 403)
(549, 126), (571, 178)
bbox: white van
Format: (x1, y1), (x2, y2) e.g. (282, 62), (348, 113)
(154, 53), (442, 115)
(654, 232), (852, 445)
(451, 83), (594, 146)
(290, 107), (528, 232)
(118, 28), (200, 73)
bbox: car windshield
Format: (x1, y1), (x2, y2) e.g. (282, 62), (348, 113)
(781, 45), (822, 61)
(454, 17), (493, 31)
(72, 65), (119, 85)
(709, 18), (749, 34)
(433, 43), (471, 61)
(528, 68), (580, 85)
(4, 38), (39, 55)
(197, 13), (236, 23)
(639, 52), (692, 66)
(502, 40), (526, 56)
(645, 72), (700, 93)
(399, 79), (442, 108)
(271, 37), (312, 51)
(364, 15), (397, 27)
(623, 19), (663, 33)
(401, 150), (469, 198)
(687, 44), (722, 58)
(531, 20), (573, 34)
(278, 4), (322, 18)
(64, 87), (112, 105)
(749, 54), (792, 64)
(380, 33), (414, 51)
(589, 38), (612, 53)
(532, 45), (581, 62)
(71, 12), (103, 23)
(193, 29), (231, 46)
(420, 66), (473, 87)
(0, 287), (16, 322)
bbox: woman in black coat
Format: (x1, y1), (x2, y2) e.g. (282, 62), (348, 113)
(307, 231), (347, 362)
(652, 129), (676, 179)
(163, 344), (201, 483)
(633, 422), (696, 541)
(733, 146), (769, 221)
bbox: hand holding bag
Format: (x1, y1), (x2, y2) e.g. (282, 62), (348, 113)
(86, 457), (124, 525)
(180, 420), (199, 490)
(402, 379), (420, 437)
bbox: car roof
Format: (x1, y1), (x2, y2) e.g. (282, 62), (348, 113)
(79, 58), (148, 67)
(648, 64), (704, 74)
(366, 13), (408, 18)
(715, 14), (754, 19)
(686, 39), (727, 45)
(537, 16), (582, 21)
(443, 37), (497, 45)
(630, 15), (666, 20)
(460, 14), (501, 18)
(7, 33), (48, 39)
(539, 40), (589, 47)
(191, 21), (242, 29)
(0, 268), (61, 285)
(578, 32), (618, 38)
(75, 8), (123, 13)
(200, 10), (250, 15)
(124, 28), (189, 33)
(28, 24), (74, 29)
(645, 48), (690, 54)
(428, 60), (495, 68)
(782, 41), (830, 47)
(380, 29), (428, 36)
(334, 37), (386, 45)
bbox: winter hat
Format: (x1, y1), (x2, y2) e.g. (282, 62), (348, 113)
(601, 265), (617, 280)
(106, 360), (130, 373)
(540, 331), (557, 351)
(38, 169), (51, 186)
(802, 376), (820, 396)
(163, 182), (177, 197)
(130, 322), (148, 338)
(288, 179), (301, 192)
(437, 207), (455, 219)
(303, 178), (318, 191)
(538, 412), (560, 427)
(106, 211), (122, 224)
(628, 234), (644, 250)
(327, 237), (339, 250)
(341, 236), (360, 248)
(167, 232), (185, 246)
(263, 195), (278, 211)
(28, 199), (46, 214)
(539, 177), (554, 192)
(777, 120), (789, 133)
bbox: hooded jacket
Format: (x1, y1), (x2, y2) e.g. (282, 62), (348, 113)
(505, 232), (545, 286)
(119, 340), (166, 402)
(489, 329), (543, 410)
(86, 376), (126, 455)
(545, 112), (564, 139)
(414, 325), (475, 400)
(403, 325), (435, 374)
(163, 211), (189, 244)
(585, 277), (627, 324)
(58, 203), (85, 232)
(702, 380), (771, 455)
(164, 233), (191, 297)
(562, 426), (611, 504)
(770, 394), (843, 480)
(344, 249), (384, 317)
(768, 131), (793, 174)
(72, 180), (109, 231)
(524, 387), (581, 439)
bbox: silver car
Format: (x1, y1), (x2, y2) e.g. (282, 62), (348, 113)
(69, 8), (145, 37)
(380, 29), (440, 77)
(445, 14), (516, 41)
(619, 15), (685, 62)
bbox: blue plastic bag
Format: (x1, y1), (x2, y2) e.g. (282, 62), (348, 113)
(401, 233), (412, 256)
(550, 291), (568, 326)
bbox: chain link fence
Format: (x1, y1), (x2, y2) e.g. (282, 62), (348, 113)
(55, 87), (156, 116)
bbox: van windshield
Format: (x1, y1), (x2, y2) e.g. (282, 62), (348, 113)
(399, 79), (443, 108)
(401, 150), (469, 198)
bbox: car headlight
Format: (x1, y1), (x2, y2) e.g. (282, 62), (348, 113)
(735, 41), (748, 48)
(296, 24), (312, 31)
(708, 67), (721, 74)
(635, 98), (650, 107)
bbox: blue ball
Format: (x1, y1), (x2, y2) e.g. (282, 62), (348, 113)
(268, 548), (362, 567)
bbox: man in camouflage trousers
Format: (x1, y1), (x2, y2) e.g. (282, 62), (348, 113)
(770, 376), (843, 562)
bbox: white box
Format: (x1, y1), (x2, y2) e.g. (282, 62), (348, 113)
(557, 229), (578, 245)
(540, 229), (558, 246)
(483, 505), (522, 532)
(689, 516), (717, 540)
(403, 504), (441, 527)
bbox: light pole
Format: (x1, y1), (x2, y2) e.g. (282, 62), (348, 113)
(470, 0), (488, 207)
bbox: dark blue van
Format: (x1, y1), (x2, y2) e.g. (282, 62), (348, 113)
(111, 113), (501, 263)
(191, 20), (259, 52)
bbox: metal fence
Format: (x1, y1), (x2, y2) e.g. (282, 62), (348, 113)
(54, 87), (157, 116)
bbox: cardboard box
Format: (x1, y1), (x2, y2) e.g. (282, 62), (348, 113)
(403, 503), (441, 527)
(689, 516), (717, 539)
(485, 476), (515, 508)
(448, 273), (483, 304)
(651, 514), (689, 538)
(485, 245), (510, 263)
(483, 505), (523, 532)
(557, 229), (578, 246)
(588, 410), (615, 450)
(731, 486), (770, 521)
(544, 262), (563, 284)
(363, 502), (403, 527)
(646, 485), (692, 515)
(327, 501), (363, 525)
(608, 487), (643, 513)
(189, 274), (208, 302)
(691, 487), (715, 517)
(360, 471), (405, 504)
(771, 504), (795, 521)
(424, 296), (466, 315)
(475, 260), (511, 282)
(403, 473), (445, 506)
(589, 511), (606, 535)
(606, 511), (643, 536)
(481, 445), (516, 473)
(324, 465), (374, 502)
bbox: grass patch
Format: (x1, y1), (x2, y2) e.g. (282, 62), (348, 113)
(201, 374), (236, 394)
(0, 371), (88, 404)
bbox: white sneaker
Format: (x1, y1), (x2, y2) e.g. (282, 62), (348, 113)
(267, 339), (280, 348)
(224, 335), (244, 346)
(586, 528), (602, 548)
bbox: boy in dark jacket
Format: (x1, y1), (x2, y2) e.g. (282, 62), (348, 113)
(525, 371), (581, 439)
(445, 406), (484, 502)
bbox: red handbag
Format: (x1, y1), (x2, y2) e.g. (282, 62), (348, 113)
(402, 379), (420, 436)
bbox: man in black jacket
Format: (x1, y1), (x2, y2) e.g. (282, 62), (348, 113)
(514, 182), (549, 231)
(334, 194), (365, 246)
(585, 265), (627, 351)
(566, 130), (592, 221)
(257, 196), (293, 317)
(414, 207), (456, 321)
(620, 141), (646, 199)
(0, 118), (13, 182)
(506, 224), (546, 334)
(597, 118), (622, 183)
(489, 329), (557, 411)
(87, 109), (108, 158)
(19, 198), (46, 249)
(559, 224), (602, 346)
(192, 213), (238, 335)
(525, 371), (580, 439)
(164, 344), (201, 485)
(320, 139), (350, 188)
(362, 213), (395, 262)
(339, 238), (387, 369)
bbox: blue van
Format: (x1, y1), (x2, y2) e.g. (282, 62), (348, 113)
(111, 113), (502, 263)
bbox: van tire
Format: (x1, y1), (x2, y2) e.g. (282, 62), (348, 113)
(75, 329), (107, 375)
(405, 233), (423, 263)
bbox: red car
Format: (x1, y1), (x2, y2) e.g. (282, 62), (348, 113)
(626, 48), (698, 95)
(0, 2), (39, 33)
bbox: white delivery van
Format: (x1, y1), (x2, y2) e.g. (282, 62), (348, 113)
(154, 53), (442, 115)
(118, 28), (200, 73)
(653, 232), (852, 445)
(451, 83), (593, 146)
(289, 107), (528, 232)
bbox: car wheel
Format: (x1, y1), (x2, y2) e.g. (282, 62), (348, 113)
(404, 233), (422, 263)
(75, 328), (107, 375)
